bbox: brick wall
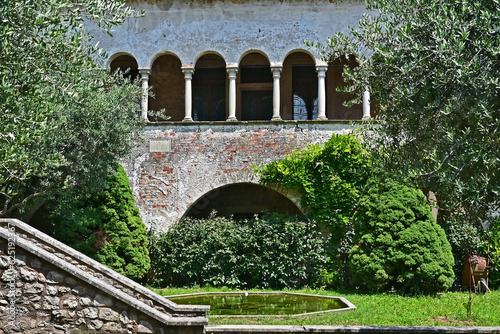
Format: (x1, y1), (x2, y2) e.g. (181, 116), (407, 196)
(121, 121), (357, 230)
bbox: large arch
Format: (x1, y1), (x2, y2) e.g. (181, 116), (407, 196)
(183, 182), (303, 220)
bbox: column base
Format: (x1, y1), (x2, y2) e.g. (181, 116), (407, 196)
(362, 115), (371, 120)
(182, 117), (194, 122)
(271, 116), (282, 121)
(316, 116), (328, 121)
(226, 116), (238, 122)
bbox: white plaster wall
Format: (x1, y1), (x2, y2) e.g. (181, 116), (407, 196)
(89, 0), (368, 67)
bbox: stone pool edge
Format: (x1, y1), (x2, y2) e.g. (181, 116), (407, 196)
(205, 325), (500, 334)
(166, 292), (357, 317)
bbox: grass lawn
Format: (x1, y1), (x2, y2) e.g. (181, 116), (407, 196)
(151, 287), (500, 327)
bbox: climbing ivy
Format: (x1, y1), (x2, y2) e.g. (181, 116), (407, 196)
(256, 133), (371, 232)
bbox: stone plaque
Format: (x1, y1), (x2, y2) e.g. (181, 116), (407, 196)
(150, 139), (172, 153)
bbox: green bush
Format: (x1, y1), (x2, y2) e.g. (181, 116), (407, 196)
(349, 178), (455, 293)
(48, 163), (150, 281)
(488, 216), (500, 289)
(148, 214), (327, 289)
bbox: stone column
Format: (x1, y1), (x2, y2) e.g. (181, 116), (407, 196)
(362, 88), (371, 120)
(316, 65), (328, 120)
(271, 66), (282, 121)
(139, 69), (151, 122)
(227, 66), (238, 122)
(182, 67), (195, 122)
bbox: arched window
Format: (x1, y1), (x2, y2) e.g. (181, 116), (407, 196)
(109, 55), (139, 82)
(238, 53), (273, 121)
(327, 55), (362, 120)
(149, 55), (184, 122)
(193, 54), (226, 121)
(282, 52), (318, 120)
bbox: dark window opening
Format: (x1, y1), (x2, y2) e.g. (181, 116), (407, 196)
(293, 66), (318, 120)
(241, 90), (273, 121)
(193, 67), (226, 121)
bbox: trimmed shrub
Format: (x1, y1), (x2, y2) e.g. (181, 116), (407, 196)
(349, 178), (455, 293)
(47, 163), (150, 281)
(148, 214), (327, 289)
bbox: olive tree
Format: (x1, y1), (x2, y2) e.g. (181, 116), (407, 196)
(322, 0), (500, 229)
(0, 0), (143, 217)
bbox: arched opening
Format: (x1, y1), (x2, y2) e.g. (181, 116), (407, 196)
(149, 54), (184, 121)
(183, 183), (302, 220)
(327, 55), (362, 120)
(110, 55), (139, 82)
(238, 53), (273, 121)
(282, 51), (318, 120)
(193, 54), (227, 121)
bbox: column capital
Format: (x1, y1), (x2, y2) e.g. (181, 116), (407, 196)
(181, 66), (195, 77)
(226, 66), (238, 78)
(138, 68), (151, 75)
(316, 65), (328, 75)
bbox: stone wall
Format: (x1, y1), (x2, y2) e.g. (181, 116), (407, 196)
(0, 219), (208, 334)
(120, 121), (358, 230)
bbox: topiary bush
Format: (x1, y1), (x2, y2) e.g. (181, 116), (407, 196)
(148, 213), (327, 289)
(349, 177), (455, 293)
(47, 163), (150, 281)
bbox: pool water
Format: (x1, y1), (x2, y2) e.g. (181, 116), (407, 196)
(167, 292), (352, 316)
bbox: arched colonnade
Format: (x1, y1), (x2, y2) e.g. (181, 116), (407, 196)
(109, 50), (371, 123)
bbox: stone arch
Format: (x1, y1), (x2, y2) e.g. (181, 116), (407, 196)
(282, 51), (318, 120)
(149, 53), (184, 121)
(238, 52), (273, 121)
(327, 54), (362, 120)
(109, 53), (139, 82)
(193, 50), (226, 66)
(192, 53), (227, 121)
(183, 182), (303, 220)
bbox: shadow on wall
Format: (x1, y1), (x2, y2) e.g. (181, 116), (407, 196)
(183, 183), (303, 220)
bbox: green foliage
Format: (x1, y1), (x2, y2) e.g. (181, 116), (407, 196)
(257, 133), (370, 230)
(488, 216), (500, 289)
(148, 214), (327, 289)
(0, 0), (143, 217)
(49, 164), (150, 281)
(349, 178), (455, 293)
(322, 0), (500, 229)
(256, 133), (370, 287)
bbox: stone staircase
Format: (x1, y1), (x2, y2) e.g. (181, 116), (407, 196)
(0, 218), (208, 334)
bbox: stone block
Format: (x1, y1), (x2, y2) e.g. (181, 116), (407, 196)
(88, 319), (104, 330)
(30, 258), (42, 269)
(46, 285), (58, 296)
(94, 293), (114, 306)
(77, 306), (98, 319)
(62, 295), (78, 309)
(1, 268), (19, 282)
(20, 268), (37, 281)
(99, 307), (119, 321)
(46, 271), (65, 283)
